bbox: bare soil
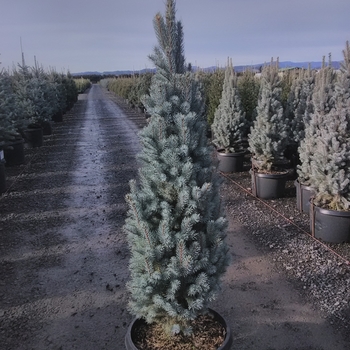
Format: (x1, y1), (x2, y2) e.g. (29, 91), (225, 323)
(0, 84), (349, 350)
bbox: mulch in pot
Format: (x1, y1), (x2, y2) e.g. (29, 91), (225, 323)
(132, 313), (226, 350)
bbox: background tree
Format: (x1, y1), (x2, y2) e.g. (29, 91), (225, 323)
(284, 67), (316, 166)
(205, 69), (225, 125)
(0, 70), (19, 148)
(297, 55), (337, 185)
(248, 58), (289, 171)
(308, 46), (350, 210)
(211, 58), (246, 153)
(124, 0), (229, 336)
(237, 68), (259, 136)
(12, 64), (35, 130)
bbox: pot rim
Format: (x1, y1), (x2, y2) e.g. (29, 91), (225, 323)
(310, 201), (350, 217)
(217, 149), (246, 156)
(125, 308), (232, 350)
(294, 179), (314, 191)
(250, 168), (289, 178)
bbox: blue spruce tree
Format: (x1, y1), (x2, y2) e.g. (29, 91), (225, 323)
(298, 55), (337, 185)
(248, 58), (289, 171)
(123, 0), (229, 336)
(211, 57), (246, 153)
(308, 46), (350, 210)
(0, 70), (19, 148)
(285, 66), (315, 148)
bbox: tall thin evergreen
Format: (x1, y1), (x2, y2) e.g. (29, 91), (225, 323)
(0, 70), (18, 147)
(206, 68), (225, 125)
(237, 68), (259, 136)
(12, 64), (36, 130)
(297, 55), (337, 185)
(284, 66), (315, 165)
(308, 45), (350, 210)
(248, 58), (289, 171)
(211, 58), (246, 153)
(288, 66), (316, 145)
(124, 0), (229, 336)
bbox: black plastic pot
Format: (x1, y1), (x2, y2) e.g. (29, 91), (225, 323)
(310, 202), (350, 243)
(295, 179), (315, 213)
(125, 308), (232, 350)
(0, 158), (6, 194)
(251, 169), (288, 199)
(217, 150), (245, 173)
(23, 125), (43, 148)
(4, 138), (25, 166)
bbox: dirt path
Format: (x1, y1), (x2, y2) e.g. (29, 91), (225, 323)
(0, 85), (348, 349)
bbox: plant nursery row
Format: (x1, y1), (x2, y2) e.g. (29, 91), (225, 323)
(0, 62), (91, 193)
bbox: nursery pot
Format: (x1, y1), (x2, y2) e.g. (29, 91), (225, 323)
(217, 150), (245, 173)
(4, 138), (25, 166)
(23, 125), (43, 148)
(0, 157), (6, 194)
(250, 168), (288, 199)
(294, 179), (315, 213)
(310, 202), (350, 244)
(125, 308), (232, 350)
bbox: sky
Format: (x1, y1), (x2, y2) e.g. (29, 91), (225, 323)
(1, 0), (349, 73)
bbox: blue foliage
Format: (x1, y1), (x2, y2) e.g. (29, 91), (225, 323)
(123, 0), (229, 335)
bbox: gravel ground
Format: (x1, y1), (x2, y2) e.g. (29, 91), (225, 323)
(221, 165), (350, 340)
(0, 84), (349, 349)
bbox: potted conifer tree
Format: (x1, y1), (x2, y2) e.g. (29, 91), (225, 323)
(248, 59), (290, 199)
(237, 68), (260, 139)
(0, 70), (26, 167)
(12, 63), (44, 148)
(284, 66), (316, 212)
(0, 70), (19, 192)
(206, 68), (225, 127)
(307, 45), (350, 243)
(123, 1), (232, 349)
(297, 56), (337, 214)
(212, 58), (247, 172)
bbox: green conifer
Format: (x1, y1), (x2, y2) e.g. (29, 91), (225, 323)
(12, 64), (35, 130)
(297, 56), (337, 185)
(283, 67), (315, 167)
(211, 58), (246, 153)
(237, 68), (259, 136)
(286, 67), (315, 146)
(248, 58), (289, 171)
(124, 0), (229, 335)
(206, 69), (225, 125)
(0, 70), (19, 148)
(308, 45), (350, 210)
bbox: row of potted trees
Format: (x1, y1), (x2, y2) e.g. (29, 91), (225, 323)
(100, 59), (261, 132)
(212, 44), (350, 244)
(100, 73), (153, 113)
(0, 62), (88, 193)
(99, 0), (348, 342)
(97, 3), (348, 343)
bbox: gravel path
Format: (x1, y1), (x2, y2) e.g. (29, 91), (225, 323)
(0, 84), (349, 349)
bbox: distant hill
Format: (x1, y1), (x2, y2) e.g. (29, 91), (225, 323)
(72, 61), (341, 76)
